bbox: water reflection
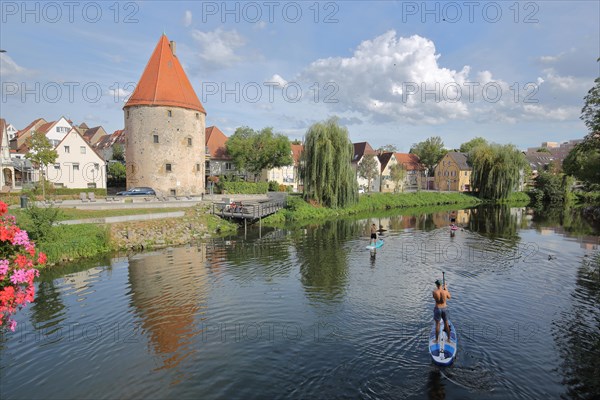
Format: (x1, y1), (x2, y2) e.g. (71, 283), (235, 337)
(468, 205), (523, 240)
(294, 219), (359, 302)
(127, 245), (209, 372)
(219, 228), (293, 282)
(554, 252), (600, 398)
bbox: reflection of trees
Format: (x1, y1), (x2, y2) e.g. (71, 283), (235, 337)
(29, 279), (66, 329)
(293, 219), (359, 302)
(468, 205), (521, 241)
(531, 205), (600, 237)
(221, 228), (293, 282)
(554, 252), (600, 398)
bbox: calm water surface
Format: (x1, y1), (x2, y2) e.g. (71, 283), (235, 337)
(1, 206), (599, 399)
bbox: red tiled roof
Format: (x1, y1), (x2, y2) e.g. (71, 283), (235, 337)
(125, 34), (206, 114)
(36, 121), (56, 135)
(353, 142), (376, 162)
(205, 126), (229, 159)
(291, 144), (303, 164)
(395, 153), (424, 171)
(16, 118), (46, 137)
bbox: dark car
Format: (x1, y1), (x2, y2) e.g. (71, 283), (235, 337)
(116, 187), (156, 196)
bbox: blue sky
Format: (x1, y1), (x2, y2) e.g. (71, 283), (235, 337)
(1, 1), (598, 151)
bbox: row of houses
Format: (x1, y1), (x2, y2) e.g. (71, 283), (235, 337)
(0, 115), (478, 194)
(3, 112), (574, 195)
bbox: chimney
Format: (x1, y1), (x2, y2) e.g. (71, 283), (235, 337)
(169, 40), (176, 56)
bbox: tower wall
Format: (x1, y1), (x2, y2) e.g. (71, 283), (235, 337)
(124, 105), (205, 196)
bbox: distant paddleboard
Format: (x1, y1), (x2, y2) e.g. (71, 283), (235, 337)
(429, 319), (458, 366)
(366, 239), (384, 250)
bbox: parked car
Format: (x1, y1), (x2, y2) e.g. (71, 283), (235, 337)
(116, 187), (156, 196)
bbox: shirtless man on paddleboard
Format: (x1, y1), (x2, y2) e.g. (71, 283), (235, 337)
(433, 280), (452, 343)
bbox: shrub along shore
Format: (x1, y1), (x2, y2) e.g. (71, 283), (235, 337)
(7, 191), (532, 266)
(263, 191), (531, 226)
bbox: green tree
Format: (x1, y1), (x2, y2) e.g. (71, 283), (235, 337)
(410, 136), (448, 175)
(581, 58), (600, 137)
(25, 131), (58, 200)
(112, 143), (125, 161)
(300, 118), (358, 208)
(389, 163), (407, 192)
(226, 126), (293, 181)
(563, 143), (600, 185)
(459, 137), (488, 153)
(357, 154), (379, 193)
(377, 144), (398, 153)
(563, 64), (600, 186)
(536, 147), (552, 153)
(108, 162), (126, 181)
(469, 143), (527, 200)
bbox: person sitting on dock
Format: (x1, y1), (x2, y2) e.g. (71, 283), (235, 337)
(370, 223), (377, 245)
(433, 279), (452, 343)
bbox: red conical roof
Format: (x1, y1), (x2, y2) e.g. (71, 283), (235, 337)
(125, 34), (206, 114)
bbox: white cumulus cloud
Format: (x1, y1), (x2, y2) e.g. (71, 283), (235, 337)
(191, 28), (246, 69)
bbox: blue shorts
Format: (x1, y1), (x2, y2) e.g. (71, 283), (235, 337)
(433, 307), (448, 322)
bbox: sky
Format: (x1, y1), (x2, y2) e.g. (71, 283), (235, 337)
(1, 0), (599, 152)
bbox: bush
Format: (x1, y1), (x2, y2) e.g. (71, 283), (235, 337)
(19, 204), (63, 241)
(221, 182), (268, 194)
(268, 181), (279, 192)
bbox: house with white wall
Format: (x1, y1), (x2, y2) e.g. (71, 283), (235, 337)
(45, 128), (106, 189)
(260, 143), (303, 192)
(353, 142), (381, 192)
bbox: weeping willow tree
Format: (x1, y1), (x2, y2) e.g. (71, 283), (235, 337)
(469, 143), (527, 200)
(300, 118), (358, 208)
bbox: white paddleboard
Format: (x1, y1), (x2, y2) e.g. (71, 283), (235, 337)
(429, 318), (458, 366)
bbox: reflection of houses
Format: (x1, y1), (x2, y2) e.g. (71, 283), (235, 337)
(128, 246), (208, 371)
(260, 143), (303, 192)
(353, 142), (381, 192)
(434, 152), (471, 192)
(432, 209), (472, 227)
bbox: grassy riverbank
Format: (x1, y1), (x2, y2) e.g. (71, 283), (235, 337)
(9, 205), (238, 266)
(263, 192), (483, 226)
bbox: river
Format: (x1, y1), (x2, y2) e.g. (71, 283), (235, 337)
(1, 206), (599, 399)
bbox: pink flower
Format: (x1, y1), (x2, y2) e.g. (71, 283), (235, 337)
(11, 230), (30, 247)
(9, 319), (17, 331)
(10, 269), (28, 285)
(0, 259), (8, 275)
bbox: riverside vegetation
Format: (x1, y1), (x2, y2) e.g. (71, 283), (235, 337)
(6, 190), (531, 267)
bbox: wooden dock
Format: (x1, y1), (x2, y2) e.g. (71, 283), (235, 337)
(212, 198), (286, 221)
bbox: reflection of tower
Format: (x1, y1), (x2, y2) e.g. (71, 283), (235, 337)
(124, 34), (206, 196)
(128, 245), (209, 370)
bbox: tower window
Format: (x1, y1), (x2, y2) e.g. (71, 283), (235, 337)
(196, 113), (199, 119)
(153, 134), (159, 143)
(170, 189), (176, 196)
(187, 137), (192, 146)
(166, 163), (172, 172)
(196, 163), (200, 172)
(127, 110), (130, 118)
(167, 110), (172, 117)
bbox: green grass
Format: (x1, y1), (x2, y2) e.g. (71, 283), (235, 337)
(263, 192), (482, 226)
(36, 224), (114, 265)
(8, 207), (189, 222)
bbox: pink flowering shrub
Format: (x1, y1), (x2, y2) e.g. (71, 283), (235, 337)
(0, 201), (46, 331)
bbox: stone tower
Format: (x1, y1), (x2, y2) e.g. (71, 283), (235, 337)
(124, 34), (206, 196)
